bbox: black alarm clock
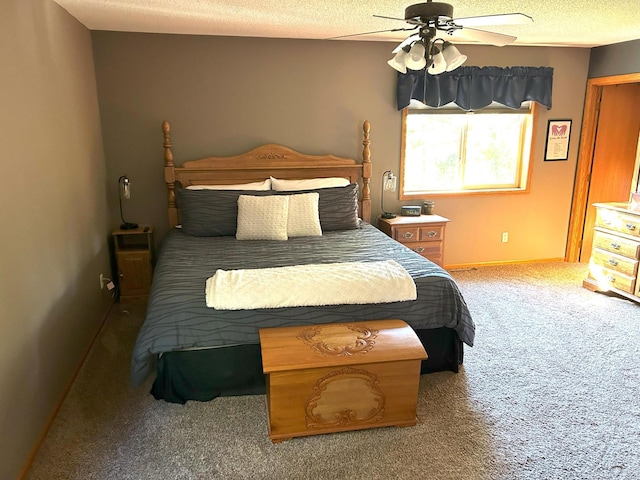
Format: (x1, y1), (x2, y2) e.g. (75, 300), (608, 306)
(401, 206), (422, 216)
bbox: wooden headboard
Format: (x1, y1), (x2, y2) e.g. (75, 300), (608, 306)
(162, 121), (372, 228)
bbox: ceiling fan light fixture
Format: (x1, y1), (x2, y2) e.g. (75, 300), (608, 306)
(387, 48), (410, 73)
(405, 41), (427, 70)
(427, 45), (447, 75)
(442, 41), (467, 71)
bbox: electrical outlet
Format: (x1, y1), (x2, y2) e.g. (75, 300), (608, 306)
(501, 232), (509, 243)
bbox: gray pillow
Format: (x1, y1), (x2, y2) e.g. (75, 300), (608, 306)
(276, 183), (360, 231)
(176, 183), (359, 236)
(176, 188), (271, 236)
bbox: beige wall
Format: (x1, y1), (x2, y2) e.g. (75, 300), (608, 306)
(93, 33), (590, 265)
(0, 1), (111, 478)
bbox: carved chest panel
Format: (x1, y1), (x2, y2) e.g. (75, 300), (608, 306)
(259, 319), (428, 442)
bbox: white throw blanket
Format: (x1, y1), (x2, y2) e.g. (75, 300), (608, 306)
(205, 260), (417, 310)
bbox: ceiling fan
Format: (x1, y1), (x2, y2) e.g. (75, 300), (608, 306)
(333, 1), (533, 74)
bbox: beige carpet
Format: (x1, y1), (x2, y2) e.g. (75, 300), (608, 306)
(26, 262), (640, 479)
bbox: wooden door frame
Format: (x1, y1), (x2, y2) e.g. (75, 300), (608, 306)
(565, 73), (640, 262)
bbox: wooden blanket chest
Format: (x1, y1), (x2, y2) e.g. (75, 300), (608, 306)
(259, 319), (428, 442)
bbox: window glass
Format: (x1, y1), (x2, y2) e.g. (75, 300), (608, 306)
(401, 102), (536, 198)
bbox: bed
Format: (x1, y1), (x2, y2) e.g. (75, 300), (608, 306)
(131, 120), (475, 404)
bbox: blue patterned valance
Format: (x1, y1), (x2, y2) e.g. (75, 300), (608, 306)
(396, 66), (554, 111)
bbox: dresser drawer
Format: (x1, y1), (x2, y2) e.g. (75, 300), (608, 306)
(596, 210), (640, 238)
(589, 266), (636, 294)
(590, 248), (639, 277)
(592, 230), (640, 259)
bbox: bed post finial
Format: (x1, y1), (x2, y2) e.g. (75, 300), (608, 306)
(163, 121), (178, 228)
(361, 120), (372, 223)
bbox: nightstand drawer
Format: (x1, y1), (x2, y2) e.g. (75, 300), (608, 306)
(394, 227), (421, 243)
(593, 230), (640, 259)
(419, 225), (444, 242)
(408, 241), (443, 259)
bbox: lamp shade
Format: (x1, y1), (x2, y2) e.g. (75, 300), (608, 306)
(387, 50), (408, 73)
(118, 175), (138, 230)
(381, 170), (397, 219)
(427, 47), (447, 75)
(442, 42), (467, 72)
(405, 41), (427, 70)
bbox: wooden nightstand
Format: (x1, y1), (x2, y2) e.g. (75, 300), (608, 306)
(113, 225), (153, 298)
(378, 215), (450, 267)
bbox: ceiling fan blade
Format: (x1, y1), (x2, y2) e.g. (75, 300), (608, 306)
(392, 33), (421, 53)
(328, 26), (418, 40)
(373, 14), (424, 26)
(446, 27), (517, 46)
(454, 13), (533, 28)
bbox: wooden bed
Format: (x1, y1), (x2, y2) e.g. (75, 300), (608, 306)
(131, 120), (474, 404)
(162, 120), (373, 228)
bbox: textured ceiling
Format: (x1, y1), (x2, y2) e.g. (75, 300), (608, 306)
(52, 0), (640, 48)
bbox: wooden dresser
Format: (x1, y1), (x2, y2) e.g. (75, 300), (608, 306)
(584, 202), (640, 302)
(377, 214), (450, 267)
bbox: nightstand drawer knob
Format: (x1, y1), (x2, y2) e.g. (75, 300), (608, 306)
(608, 258), (618, 266)
(402, 232), (414, 239)
(426, 230), (437, 238)
(414, 247), (425, 253)
(625, 223), (637, 231)
(611, 242), (621, 250)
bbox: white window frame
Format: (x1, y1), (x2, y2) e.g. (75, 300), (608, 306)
(399, 101), (538, 200)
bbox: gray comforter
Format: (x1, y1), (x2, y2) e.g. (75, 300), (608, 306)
(131, 222), (475, 386)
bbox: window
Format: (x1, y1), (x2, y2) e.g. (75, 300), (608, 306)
(400, 101), (538, 199)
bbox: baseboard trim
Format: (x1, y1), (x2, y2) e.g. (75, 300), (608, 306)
(17, 299), (115, 480)
(445, 257), (565, 271)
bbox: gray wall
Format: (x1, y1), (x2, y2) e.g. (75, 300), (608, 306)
(0, 1), (111, 478)
(93, 33), (590, 265)
(589, 39), (640, 78)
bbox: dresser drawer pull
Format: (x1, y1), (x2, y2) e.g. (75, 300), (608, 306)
(607, 275), (616, 283)
(625, 223), (637, 231)
(608, 258), (619, 267)
(425, 230), (437, 238)
(602, 218), (612, 225)
(611, 242), (621, 250)
(402, 232), (415, 239)
(413, 247), (425, 253)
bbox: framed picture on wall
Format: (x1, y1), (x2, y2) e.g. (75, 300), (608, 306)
(544, 119), (572, 161)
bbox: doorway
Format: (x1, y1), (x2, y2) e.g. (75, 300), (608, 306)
(566, 73), (640, 263)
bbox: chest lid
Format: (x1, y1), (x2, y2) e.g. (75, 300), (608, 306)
(259, 319), (427, 374)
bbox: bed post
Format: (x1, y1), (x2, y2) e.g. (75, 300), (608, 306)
(162, 121), (178, 228)
(361, 120), (372, 223)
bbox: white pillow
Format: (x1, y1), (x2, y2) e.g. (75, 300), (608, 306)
(287, 193), (322, 237)
(187, 179), (270, 190)
(270, 176), (349, 191)
(236, 195), (289, 240)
